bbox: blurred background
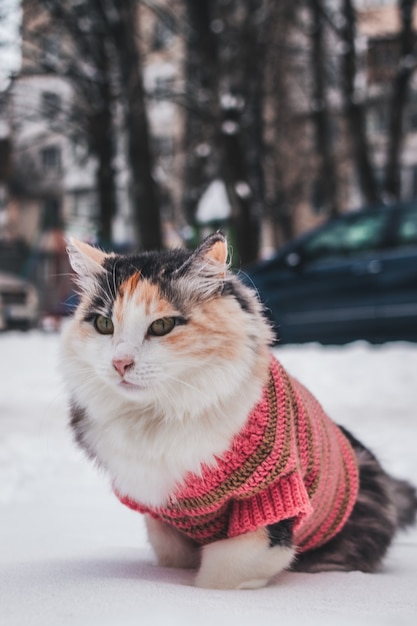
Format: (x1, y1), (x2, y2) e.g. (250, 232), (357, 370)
(0, 0), (416, 342)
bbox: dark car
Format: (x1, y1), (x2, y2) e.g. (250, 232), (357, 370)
(242, 203), (417, 344)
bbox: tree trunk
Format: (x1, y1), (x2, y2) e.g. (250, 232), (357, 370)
(86, 22), (116, 249)
(341, 0), (380, 205)
(111, 0), (162, 250)
(234, 0), (267, 261)
(183, 0), (263, 264)
(264, 2), (299, 245)
(221, 99), (259, 265)
(384, 0), (416, 200)
(310, 0), (339, 216)
(182, 0), (221, 224)
(238, 0), (266, 216)
(88, 107), (116, 248)
(215, 0), (265, 264)
(33, 0), (119, 247)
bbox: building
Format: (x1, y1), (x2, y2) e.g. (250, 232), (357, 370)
(2, 0), (185, 253)
(357, 0), (417, 199)
(2, 0), (417, 266)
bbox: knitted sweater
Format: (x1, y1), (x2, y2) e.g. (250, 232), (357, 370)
(117, 356), (359, 552)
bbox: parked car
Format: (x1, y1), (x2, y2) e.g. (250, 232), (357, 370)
(0, 271), (39, 330)
(243, 203), (417, 344)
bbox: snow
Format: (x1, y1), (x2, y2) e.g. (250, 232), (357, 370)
(1, 331), (417, 625)
(195, 179), (231, 224)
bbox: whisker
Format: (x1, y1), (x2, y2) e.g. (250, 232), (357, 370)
(112, 257), (120, 300)
(236, 269), (261, 300)
(162, 374), (231, 423)
(163, 374), (210, 398)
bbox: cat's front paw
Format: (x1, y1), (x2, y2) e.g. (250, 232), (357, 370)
(145, 515), (200, 569)
(195, 530), (295, 590)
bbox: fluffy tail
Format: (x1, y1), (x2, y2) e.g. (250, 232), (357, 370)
(388, 476), (417, 530)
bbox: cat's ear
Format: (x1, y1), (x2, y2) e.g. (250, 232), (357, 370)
(66, 238), (111, 294)
(184, 232), (229, 283)
(67, 238), (107, 276)
(175, 233), (229, 299)
(195, 232), (228, 269)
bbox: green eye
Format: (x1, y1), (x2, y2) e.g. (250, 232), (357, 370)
(94, 315), (114, 335)
(148, 317), (176, 337)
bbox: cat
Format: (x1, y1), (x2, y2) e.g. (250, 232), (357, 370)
(61, 232), (417, 590)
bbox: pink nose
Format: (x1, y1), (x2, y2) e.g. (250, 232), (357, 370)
(112, 356), (135, 377)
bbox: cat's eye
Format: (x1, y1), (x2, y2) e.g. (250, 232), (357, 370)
(148, 316), (176, 337)
(94, 315), (114, 335)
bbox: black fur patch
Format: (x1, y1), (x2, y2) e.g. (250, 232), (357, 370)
(267, 519), (294, 548)
(102, 249), (192, 292)
(70, 401), (96, 462)
(221, 281), (254, 314)
(85, 247), (258, 320)
(292, 426), (417, 573)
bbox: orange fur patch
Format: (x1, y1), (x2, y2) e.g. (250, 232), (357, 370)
(114, 276), (174, 321)
(120, 272), (141, 298)
(113, 295), (124, 324)
(206, 240), (228, 265)
(165, 297), (246, 361)
(135, 281), (168, 316)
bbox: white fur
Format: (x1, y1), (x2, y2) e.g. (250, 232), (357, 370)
(195, 530), (295, 589)
(145, 515), (200, 569)
(61, 237), (277, 590)
(66, 238), (109, 296)
(61, 287), (269, 507)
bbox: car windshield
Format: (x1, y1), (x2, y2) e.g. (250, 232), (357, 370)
(301, 212), (389, 263)
(397, 206), (417, 247)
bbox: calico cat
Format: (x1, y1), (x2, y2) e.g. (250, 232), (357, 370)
(61, 232), (417, 590)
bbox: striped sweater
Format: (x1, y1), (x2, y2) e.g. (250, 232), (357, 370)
(117, 356), (359, 552)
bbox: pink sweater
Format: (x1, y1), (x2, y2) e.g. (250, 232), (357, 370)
(117, 356), (359, 552)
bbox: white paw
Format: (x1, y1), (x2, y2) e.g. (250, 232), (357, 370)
(145, 515), (200, 569)
(195, 530), (295, 590)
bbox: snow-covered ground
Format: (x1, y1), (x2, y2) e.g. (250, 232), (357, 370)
(1, 331), (417, 625)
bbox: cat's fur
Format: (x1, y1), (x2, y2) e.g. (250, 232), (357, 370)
(61, 233), (417, 589)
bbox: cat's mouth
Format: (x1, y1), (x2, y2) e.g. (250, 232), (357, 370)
(119, 380), (144, 391)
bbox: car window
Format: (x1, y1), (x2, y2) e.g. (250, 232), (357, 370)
(397, 206), (417, 247)
(301, 212), (389, 263)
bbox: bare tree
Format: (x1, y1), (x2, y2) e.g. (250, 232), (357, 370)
(22, 0), (162, 250)
(384, 0), (416, 200)
(106, 0), (162, 250)
(182, 0), (221, 224)
(217, 0), (271, 264)
(24, 0), (119, 246)
(340, 0), (380, 205)
(309, 0), (339, 216)
(182, 0), (276, 264)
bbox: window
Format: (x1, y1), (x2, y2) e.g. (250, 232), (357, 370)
(71, 134), (89, 164)
(0, 184), (7, 230)
(153, 76), (173, 100)
(311, 179), (325, 215)
(407, 100), (417, 133)
(40, 35), (61, 67)
(412, 166), (417, 198)
(367, 38), (400, 84)
(153, 135), (174, 159)
(152, 18), (175, 51)
(41, 92), (61, 120)
(41, 145), (61, 174)
(366, 104), (389, 136)
(397, 206), (417, 247)
(72, 190), (98, 219)
(302, 212), (389, 263)
(41, 197), (62, 230)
